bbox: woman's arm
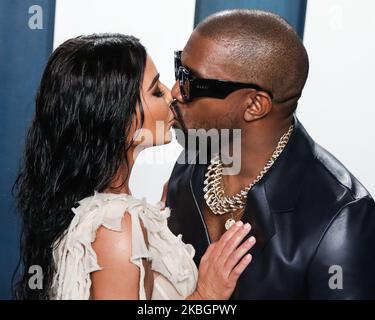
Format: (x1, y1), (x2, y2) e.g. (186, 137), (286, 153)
(90, 212), (152, 299)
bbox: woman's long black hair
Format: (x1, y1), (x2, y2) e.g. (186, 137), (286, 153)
(12, 34), (147, 299)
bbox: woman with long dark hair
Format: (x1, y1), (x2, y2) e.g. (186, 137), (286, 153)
(13, 34), (255, 299)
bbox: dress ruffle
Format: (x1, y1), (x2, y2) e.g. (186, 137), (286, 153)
(50, 192), (197, 300)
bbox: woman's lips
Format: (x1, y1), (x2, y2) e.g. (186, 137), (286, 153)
(167, 109), (178, 125)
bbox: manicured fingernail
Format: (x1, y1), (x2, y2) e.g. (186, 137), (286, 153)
(248, 236), (255, 243)
(243, 223), (251, 229)
(236, 221), (243, 226)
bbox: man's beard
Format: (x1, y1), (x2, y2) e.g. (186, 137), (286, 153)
(170, 101), (239, 158)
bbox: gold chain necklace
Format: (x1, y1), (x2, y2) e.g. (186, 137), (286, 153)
(203, 125), (294, 230)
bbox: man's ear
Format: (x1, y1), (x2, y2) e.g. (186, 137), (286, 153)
(243, 91), (272, 122)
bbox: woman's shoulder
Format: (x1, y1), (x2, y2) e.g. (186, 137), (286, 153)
(72, 191), (131, 230)
(51, 191), (155, 299)
(73, 191), (170, 231)
(90, 209), (146, 299)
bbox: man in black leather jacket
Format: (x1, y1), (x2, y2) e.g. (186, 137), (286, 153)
(166, 9), (375, 299)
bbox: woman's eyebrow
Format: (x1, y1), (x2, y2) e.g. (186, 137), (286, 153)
(148, 73), (160, 91)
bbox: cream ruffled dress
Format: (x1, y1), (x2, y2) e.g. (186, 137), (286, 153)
(50, 192), (198, 300)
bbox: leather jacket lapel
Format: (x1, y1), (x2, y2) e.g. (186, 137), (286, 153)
(242, 182), (275, 259)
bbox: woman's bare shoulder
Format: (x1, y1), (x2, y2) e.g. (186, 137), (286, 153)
(90, 212), (141, 299)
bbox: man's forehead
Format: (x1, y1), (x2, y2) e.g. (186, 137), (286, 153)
(182, 33), (232, 79)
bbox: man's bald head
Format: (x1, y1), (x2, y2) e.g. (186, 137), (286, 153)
(191, 9), (309, 114)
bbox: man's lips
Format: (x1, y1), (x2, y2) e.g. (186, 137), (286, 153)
(169, 100), (178, 116)
(169, 100), (187, 132)
(168, 100), (180, 121)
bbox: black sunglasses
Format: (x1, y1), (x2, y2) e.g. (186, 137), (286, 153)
(174, 50), (273, 102)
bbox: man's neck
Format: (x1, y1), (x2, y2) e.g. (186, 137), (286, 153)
(221, 116), (293, 195)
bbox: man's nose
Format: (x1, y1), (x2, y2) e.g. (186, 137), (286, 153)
(171, 80), (184, 103)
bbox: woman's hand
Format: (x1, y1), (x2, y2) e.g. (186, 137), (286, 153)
(187, 221), (256, 300)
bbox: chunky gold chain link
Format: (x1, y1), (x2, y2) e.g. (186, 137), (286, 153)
(203, 125), (294, 215)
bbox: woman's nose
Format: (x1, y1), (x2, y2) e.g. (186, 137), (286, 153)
(163, 89), (172, 106)
(159, 82), (172, 106)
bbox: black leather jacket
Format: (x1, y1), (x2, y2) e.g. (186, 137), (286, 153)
(166, 116), (375, 299)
